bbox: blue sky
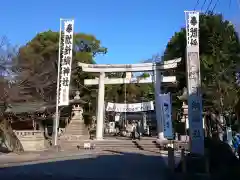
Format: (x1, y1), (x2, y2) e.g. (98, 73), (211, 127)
(1, 0), (240, 64)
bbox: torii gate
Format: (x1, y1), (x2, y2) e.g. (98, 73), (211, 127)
(78, 58), (181, 140)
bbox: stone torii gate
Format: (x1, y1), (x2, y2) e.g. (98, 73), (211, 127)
(78, 58), (181, 140)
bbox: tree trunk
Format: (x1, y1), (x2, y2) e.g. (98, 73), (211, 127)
(0, 117), (24, 152)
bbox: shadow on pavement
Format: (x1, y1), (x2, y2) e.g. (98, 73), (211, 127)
(0, 152), (170, 180)
(174, 138), (240, 180)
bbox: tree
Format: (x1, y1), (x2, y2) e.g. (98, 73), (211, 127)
(104, 54), (162, 104)
(0, 37), (24, 152)
(162, 13), (240, 116)
(104, 71), (155, 104)
(14, 31), (107, 105)
(0, 36), (12, 76)
(0, 36), (20, 104)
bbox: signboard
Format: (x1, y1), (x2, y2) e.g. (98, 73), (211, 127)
(185, 11), (204, 155)
(159, 93), (173, 139)
(106, 101), (154, 112)
(58, 20), (74, 106)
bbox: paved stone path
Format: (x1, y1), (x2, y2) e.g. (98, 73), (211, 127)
(0, 150), (172, 180)
(0, 149), (173, 166)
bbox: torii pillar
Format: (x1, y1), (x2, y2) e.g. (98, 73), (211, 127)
(96, 72), (105, 140)
(154, 69), (165, 140)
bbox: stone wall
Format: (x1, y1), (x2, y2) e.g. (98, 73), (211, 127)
(14, 130), (46, 151)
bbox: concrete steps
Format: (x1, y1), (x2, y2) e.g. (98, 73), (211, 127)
(134, 139), (161, 153)
(60, 136), (162, 153)
(60, 119), (162, 153)
(60, 139), (137, 151)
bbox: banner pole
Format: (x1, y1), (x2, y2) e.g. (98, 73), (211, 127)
(53, 18), (63, 146)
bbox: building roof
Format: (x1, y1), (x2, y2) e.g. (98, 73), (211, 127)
(4, 102), (55, 114)
(0, 97), (86, 115)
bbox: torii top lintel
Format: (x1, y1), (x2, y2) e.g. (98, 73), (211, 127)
(78, 58), (181, 73)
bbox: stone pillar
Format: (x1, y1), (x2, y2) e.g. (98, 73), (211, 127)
(96, 72), (105, 140)
(154, 69), (165, 140)
(143, 112), (147, 130)
(32, 119), (37, 130)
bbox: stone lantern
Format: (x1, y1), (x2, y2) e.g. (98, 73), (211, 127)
(178, 87), (189, 129)
(178, 87), (190, 141)
(61, 91), (88, 140)
(71, 91), (84, 122)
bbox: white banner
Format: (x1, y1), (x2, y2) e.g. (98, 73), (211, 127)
(106, 101), (154, 112)
(58, 20), (74, 106)
(185, 11), (204, 155)
(159, 93), (173, 139)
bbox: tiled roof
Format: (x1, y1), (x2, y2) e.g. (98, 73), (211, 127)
(0, 98), (86, 114)
(4, 102), (54, 114)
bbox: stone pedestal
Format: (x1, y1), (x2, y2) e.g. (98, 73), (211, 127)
(58, 91), (89, 150)
(142, 112), (147, 130)
(60, 91), (88, 142)
(67, 104), (88, 137)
